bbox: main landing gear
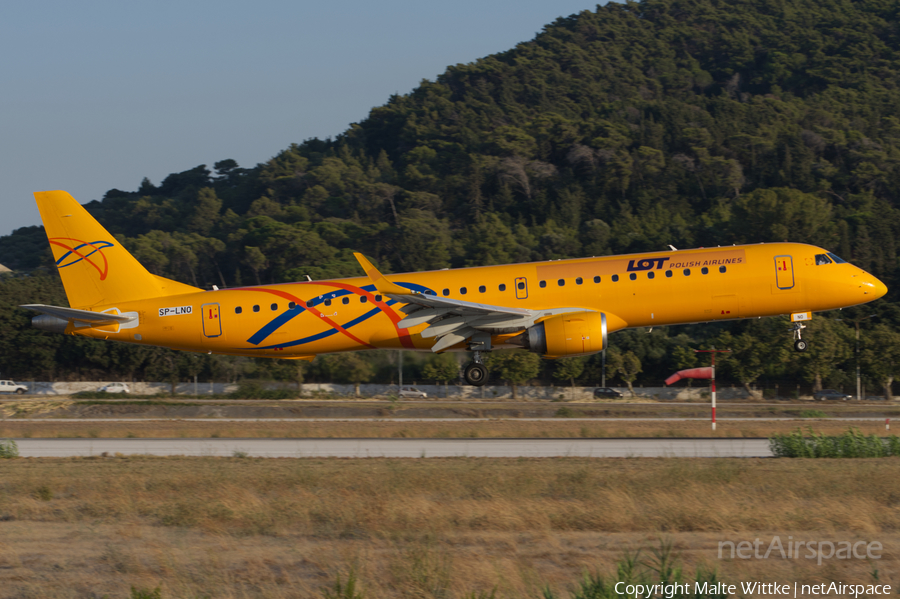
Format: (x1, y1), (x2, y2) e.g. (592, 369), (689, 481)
(464, 350), (489, 386)
(792, 323), (808, 352)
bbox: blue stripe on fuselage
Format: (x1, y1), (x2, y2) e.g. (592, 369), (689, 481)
(247, 306), (305, 345)
(246, 281), (435, 347)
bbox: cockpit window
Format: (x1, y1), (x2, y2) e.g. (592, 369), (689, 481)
(815, 254), (832, 265)
(827, 252), (847, 264)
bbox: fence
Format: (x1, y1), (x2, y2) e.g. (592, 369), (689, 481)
(7, 381), (769, 400)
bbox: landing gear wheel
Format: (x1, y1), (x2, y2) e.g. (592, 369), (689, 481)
(464, 362), (488, 386)
(794, 339), (808, 352)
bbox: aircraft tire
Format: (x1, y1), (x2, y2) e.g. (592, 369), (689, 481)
(794, 340), (808, 352)
(464, 362), (488, 386)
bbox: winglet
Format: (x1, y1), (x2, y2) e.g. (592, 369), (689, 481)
(353, 253), (412, 295)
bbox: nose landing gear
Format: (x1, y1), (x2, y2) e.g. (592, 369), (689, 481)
(792, 323), (808, 352)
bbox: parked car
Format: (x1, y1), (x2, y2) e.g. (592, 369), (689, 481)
(98, 382), (130, 394)
(593, 387), (623, 399)
(813, 389), (852, 401)
(0, 380), (28, 394)
(398, 386), (427, 398)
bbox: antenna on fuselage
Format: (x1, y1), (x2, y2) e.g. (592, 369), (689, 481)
(668, 245), (678, 251)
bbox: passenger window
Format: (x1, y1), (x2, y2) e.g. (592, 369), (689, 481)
(289, 302), (296, 310)
(253, 305), (260, 312)
(558, 279), (565, 286)
(324, 299), (331, 307)
(683, 269), (691, 276)
(235, 306), (242, 314)
(479, 285), (486, 293)
(647, 272), (655, 279)
(719, 266), (727, 273)
(701, 267), (709, 275)
(360, 296), (367, 303)
(342, 297), (349, 305)
(442, 288), (450, 296)
(827, 252), (847, 264)
(576, 277), (583, 285)
(629, 273), (636, 280)
(815, 254), (832, 265)
(517, 282), (525, 290)
(460, 287), (467, 295)
(499, 284), (507, 291)
(612, 275), (619, 282)
(540, 280), (547, 288)
(375, 295), (382, 302)
(271, 303), (278, 311)
(665, 270), (672, 278)
(593, 276), (600, 283)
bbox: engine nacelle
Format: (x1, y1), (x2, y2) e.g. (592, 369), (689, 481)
(514, 311), (609, 357)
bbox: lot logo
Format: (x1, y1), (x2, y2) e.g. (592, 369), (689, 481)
(627, 257), (670, 272)
(50, 238), (114, 280)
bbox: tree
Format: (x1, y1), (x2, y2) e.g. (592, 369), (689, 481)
(552, 357), (586, 398)
(607, 348), (642, 396)
(321, 354), (374, 397)
(797, 319), (853, 392)
(671, 345), (698, 387)
(421, 354), (459, 397)
(484, 351), (541, 399)
(714, 333), (772, 398)
(862, 325), (900, 399)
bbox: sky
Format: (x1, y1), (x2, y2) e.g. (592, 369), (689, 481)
(0, 0), (602, 237)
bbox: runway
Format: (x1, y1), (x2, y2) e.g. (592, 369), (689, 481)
(12, 437), (773, 458)
(4, 416), (893, 422)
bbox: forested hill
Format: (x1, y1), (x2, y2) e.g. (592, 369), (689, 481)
(2, 0), (900, 386)
(4, 0), (900, 288)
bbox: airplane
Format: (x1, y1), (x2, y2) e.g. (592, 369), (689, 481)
(22, 190), (888, 386)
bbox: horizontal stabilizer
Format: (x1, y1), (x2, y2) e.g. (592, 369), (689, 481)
(21, 304), (134, 324)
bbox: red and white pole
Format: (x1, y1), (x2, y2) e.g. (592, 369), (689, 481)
(711, 353), (717, 431)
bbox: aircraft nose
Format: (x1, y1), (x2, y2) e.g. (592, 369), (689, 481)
(861, 274), (888, 300)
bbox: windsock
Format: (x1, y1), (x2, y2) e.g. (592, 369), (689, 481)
(664, 367), (713, 386)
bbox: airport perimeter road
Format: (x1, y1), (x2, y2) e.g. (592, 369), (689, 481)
(13, 438), (773, 458)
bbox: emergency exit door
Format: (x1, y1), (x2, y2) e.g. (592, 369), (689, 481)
(515, 277), (528, 299)
(202, 303), (222, 337)
(774, 255), (795, 290)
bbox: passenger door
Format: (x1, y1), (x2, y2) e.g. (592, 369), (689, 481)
(774, 255), (795, 290)
(201, 303), (222, 338)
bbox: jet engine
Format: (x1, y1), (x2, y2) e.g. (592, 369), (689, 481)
(509, 311), (608, 357)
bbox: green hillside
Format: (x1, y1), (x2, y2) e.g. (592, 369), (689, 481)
(2, 0), (900, 391)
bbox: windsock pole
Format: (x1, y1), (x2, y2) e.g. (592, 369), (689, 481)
(695, 348), (730, 432)
(711, 356), (716, 431)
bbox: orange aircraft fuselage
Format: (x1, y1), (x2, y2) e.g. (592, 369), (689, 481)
(26, 191), (888, 365)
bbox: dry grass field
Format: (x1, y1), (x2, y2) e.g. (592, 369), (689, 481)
(0, 457), (898, 598)
(0, 418), (896, 441)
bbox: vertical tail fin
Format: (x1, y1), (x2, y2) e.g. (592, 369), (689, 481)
(35, 190), (200, 308)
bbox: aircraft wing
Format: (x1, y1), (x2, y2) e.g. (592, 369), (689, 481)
(20, 304), (135, 324)
(354, 254), (586, 352)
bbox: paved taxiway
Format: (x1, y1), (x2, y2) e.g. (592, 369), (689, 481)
(13, 437), (772, 458)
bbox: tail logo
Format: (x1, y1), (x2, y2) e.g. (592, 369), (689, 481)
(50, 238), (114, 280)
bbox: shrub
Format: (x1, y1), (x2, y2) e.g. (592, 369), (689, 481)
(228, 380), (298, 400)
(0, 439), (18, 459)
(770, 428), (899, 458)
